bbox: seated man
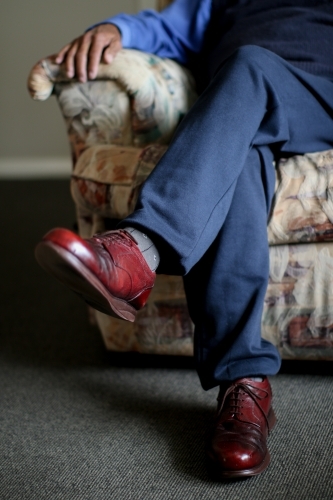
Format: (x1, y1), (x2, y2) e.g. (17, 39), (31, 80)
(35, 0), (333, 479)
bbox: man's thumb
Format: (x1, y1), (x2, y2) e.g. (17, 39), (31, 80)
(103, 48), (115, 64)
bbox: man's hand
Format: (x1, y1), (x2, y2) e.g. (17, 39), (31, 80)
(55, 24), (122, 83)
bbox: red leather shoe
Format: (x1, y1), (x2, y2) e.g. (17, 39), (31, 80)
(35, 228), (155, 322)
(206, 377), (276, 479)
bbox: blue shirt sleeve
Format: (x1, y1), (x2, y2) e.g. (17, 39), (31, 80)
(89, 0), (213, 64)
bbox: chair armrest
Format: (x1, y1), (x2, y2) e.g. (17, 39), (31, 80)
(27, 54), (68, 101)
(27, 49), (198, 152)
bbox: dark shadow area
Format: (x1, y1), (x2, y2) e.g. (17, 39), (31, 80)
(105, 350), (195, 369)
(279, 358), (333, 376)
(106, 353), (333, 377)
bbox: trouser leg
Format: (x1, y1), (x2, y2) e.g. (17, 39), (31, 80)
(121, 46), (333, 385)
(183, 145), (280, 389)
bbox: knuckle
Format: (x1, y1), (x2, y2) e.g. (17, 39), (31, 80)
(82, 32), (91, 42)
(93, 33), (106, 44)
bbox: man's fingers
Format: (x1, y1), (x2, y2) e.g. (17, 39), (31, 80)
(103, 49), (114, 65)
(65, 40), (80, 78)
(103, 40), (121, 64)
(75, 34), (94, 82)
(91, 25), (122, 73)
(87, 37), (108, 79)
(53, 25), (122, 81)
(55, 43), (71, 64)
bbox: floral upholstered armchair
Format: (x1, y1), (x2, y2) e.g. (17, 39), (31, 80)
(27, 0), (333, 360)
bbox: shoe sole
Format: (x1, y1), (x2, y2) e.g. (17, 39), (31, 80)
(207, 408), (277, 480)
(35, 241), (137, 322)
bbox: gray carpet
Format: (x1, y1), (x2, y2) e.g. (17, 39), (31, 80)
(1, 180), (333, 500)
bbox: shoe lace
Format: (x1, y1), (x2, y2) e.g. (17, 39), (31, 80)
(93, 229), (138, 248)
(225, 386), (244, 416)
(217, 382), (271, 431)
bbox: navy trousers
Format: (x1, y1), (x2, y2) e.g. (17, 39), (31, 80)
(122, 46), (333, 390)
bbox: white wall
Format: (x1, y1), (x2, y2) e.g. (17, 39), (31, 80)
(0, 0), (156, 177)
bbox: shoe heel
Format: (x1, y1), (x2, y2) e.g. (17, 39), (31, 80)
(128, 288), (152, 311)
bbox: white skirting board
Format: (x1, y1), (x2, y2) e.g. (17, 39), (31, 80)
(0, 158), (72, 179)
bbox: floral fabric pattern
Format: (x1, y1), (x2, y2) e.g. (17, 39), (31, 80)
(268, 150), (333, 245)
(263, 243), (333, 359)
(96, 275), (194, 356)
(71, 144), (167, 220)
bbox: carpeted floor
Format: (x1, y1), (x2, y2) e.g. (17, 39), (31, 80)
(1, 179), (333, 500)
